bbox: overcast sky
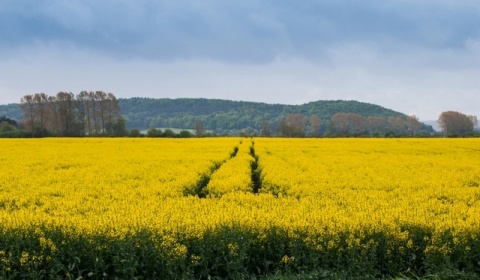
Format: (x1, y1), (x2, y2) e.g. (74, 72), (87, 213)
(1, 1), (479, 120)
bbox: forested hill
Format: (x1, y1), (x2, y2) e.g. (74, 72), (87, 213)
(118, 98), (433, 135)
(0, 98), (434, 136)
(121, 98), (399, 129)
(0, 104), (22, 121)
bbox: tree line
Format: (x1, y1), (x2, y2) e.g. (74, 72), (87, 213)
(19, 91), (127, 137)
(265, 113), (425, 137)
(0, 116), (27, 138)
(118, 98), (405, 133)
(265, 112), (478, 137)
(1, 95), (478, 138)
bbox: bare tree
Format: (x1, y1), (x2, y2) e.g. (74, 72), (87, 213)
(367, 116), (386, 136)
(329, 113), (367, 136)
(46, 95), (59, 135)
(56, 92), (77, 136)
(438, 111), (474, 136)
(277, 114), (306, 137)
(104, 93), (122, 135)
(95, 91), (108, 134)
(195, 119), (204, 136)
(288, 114), (306, 137)
(261, 120), (272, 137)
(310, 115), (321, 137)
(388, 116), (407, 135)
(87, 91), (100, 135)
(19, 91), (123, 137)
(76, 92), (87, 136)
(31, 93), (48, 136)
(77, 91), (92, 135)
(349, 114), (367, 135)
(329, 113), (349, 136)
(19, 95), (36, 137)
(406, 115), (421, 136)
(468, 115), (479, 131)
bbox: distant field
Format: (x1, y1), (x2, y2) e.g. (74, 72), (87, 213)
(0, 138), (479, 279)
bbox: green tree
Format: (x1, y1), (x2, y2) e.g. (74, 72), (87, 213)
(105, 116), (128, 136)
(0, 116), (18, 127)
(0, 119), (25, 138)
(129, 129), (142, 137)
(147, 128), (163, 137)
(179, 130), (193, 138)
(0, 121), (16, 133)
(163, 129), (175, 138)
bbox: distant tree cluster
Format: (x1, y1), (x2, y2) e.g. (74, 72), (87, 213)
(0, 116), (17, 127)
(144, 128), (195, 138)
(276, 114), (307, 137)
(4, 95), (479, 138)
(438, 111), (478, 137)
(123, 127), (196, 138)
(326, 113), (424, 137)
(268, 113), (426, 137)
(20, 92), (127, 137)
(0, 116), (28, 137)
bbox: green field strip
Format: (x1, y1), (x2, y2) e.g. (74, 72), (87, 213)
(250, 141), (262, 194)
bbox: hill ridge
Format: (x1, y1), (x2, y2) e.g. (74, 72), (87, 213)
(1, 97), (434, 135)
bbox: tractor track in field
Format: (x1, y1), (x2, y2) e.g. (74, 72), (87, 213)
(187, 139), (263, 198)
(249, 141), (262, 194)
(186, 144), (240, 198)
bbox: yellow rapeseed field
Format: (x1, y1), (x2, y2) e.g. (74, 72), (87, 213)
(0, 138), (479, 279)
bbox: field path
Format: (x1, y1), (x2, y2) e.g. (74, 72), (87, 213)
(197, 139), (263, 197)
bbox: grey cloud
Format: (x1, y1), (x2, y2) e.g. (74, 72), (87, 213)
(1, 41), (479, 120)
(38, 0), (95, 32)
(1, 0), (480, 62)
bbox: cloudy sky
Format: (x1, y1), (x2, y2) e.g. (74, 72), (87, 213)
(1, 1), (479, 120)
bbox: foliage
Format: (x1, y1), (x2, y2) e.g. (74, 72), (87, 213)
(0, 116), (18, 127)
(1, 98), (438, 137)
(0, 138), (479, 279)
(146, 127), (162, 137)
(0, 105), (22, 121)
(0, 122), (27, 138)
(0, 118), (28, 138)
(162, 128), (176, 138)
(0, 122), (17, 133)
(117, 98), (435, 136)
(179, 130), (193, 138)
(129, 128), (142, 137)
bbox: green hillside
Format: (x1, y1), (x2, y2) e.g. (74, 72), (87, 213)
(1, 98), (434, 136)
(118, 98), (433, 135)
(0, 104), (22, 121)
